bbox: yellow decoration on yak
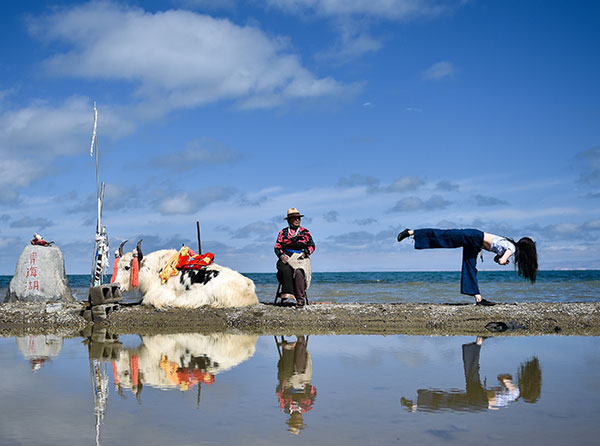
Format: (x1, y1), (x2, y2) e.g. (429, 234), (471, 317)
(159, 250), (182, 284)
(160, 245), (215, 284)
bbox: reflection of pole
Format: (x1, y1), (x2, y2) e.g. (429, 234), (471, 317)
(197, 382), (201, 407)
(89, 358), (109, 446)
(275, 336), (282, 359)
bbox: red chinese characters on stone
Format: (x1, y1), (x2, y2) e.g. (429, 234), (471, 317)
(26, 266), (38, 278)
(25, 251), (41, 293)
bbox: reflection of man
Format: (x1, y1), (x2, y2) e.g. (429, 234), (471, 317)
(275, 336), (317, 434)
(401, 337), (542, 412)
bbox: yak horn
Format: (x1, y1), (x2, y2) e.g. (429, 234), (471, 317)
(136, 240), (143, 263)
(118, 240), (128, 258)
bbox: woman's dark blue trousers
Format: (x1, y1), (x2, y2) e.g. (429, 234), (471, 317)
(413, 228), (484, 296)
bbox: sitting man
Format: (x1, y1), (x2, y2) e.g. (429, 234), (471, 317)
(274, 208), (315, 307)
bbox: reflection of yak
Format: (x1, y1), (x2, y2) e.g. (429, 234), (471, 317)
(275, 336), (317, 435)
(112, 333), (258, 397)
(401, 338), (542, 412)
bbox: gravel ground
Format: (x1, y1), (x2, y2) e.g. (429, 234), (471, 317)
(1, 300), (598, 336)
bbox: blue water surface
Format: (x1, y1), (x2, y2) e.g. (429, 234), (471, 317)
(1, 270), (599, 303)
(1, 333), (599, 445)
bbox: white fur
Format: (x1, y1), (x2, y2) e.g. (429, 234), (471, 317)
(114, 249), (258, 309)
(113, 333), (258, 391)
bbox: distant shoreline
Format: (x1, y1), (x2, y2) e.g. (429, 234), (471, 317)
(1, 269), (599, 278)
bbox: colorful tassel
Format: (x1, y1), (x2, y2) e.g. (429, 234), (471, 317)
(131, 251), (139, 288)
(131, 355), (139, 387)
(110, 256), (119, 283)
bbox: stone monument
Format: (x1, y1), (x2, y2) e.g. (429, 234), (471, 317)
(5, 235), (74, 303)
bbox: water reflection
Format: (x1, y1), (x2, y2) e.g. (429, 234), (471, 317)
(275, 335), (317, 435)
(92, 331), (258, 399)
(3, 333), (599, 446)
(15, 334), (64, 372)
(401, 336), (542, 412)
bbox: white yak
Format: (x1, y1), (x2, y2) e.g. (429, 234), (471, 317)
(112, 241), (258, 309)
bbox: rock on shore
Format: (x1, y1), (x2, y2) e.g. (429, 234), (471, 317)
(5, 245), (73, 304)
(0, 301), (598, 336)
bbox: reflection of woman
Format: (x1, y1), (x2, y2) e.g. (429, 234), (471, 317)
(397, 228), (538, 305)
(401, 337), (542, 412)
(275, 208), (315, 307)
(275, 336), (317, 434)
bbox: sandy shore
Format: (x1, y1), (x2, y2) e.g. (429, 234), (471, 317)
(0, 300), (598, 336)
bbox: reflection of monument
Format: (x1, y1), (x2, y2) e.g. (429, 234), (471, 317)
(275, 335), (317, 435)
(15, 335), (63, 372)
(401, 337), (542, 412)
(112, 333), (258, 401)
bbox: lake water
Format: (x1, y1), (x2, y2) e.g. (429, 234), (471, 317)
(2, 270), (599, 303)
(1, 271), (599, 444)
(1, 333), (599, 445)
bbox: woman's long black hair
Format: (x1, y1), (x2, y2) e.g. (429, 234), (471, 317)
(510, 237), (538, 283)
(518, 356), (542, 403)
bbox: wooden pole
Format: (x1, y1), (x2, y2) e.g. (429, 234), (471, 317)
(196, 221), (202, 255)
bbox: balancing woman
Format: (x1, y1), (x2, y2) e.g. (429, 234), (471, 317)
(397, 228), (538, 306)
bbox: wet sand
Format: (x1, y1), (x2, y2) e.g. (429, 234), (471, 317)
(0, 300), (598, 336)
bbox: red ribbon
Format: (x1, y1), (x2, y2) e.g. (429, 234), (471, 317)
(110, 256), (119, 283)
(130, 252), (139, 288)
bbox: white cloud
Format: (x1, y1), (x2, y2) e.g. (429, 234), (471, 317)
(386, 175), (425, 192)
(0, 235), (21, 250)
(473, 194), (508, 207)
(29, 2), (347, 113)
(316, 28), (382, 63)
(0, 159), (40, 204)
(272, 1), (464, 63)
(0, 97), (133, 204)
(527, 220), (600, 241)
(576, 146), (600, 189)
(337, 175), (425, 194)
(176, 0), (238, 10)
(67, 184), (149, 214)
(389, 194), (451, 212)
(156, 195), (198, 215)
(9, 217), (54, 229)
(436, 180), (459, 191)
(0, 97), (132, 158)
(265, 0), (454, 20)
(154, 187), (235, 215)
(355, 217), (378, 225)
(232, 221), (278, 239)
(148, 138), (241, 171)
(422, 61), (455, 80)
(0, 97), (93, 158)
(323, 210), (339, 222)
(337, 173), (380, 188)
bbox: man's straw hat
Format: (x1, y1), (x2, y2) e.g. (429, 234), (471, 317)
(285, 208), (304, 220)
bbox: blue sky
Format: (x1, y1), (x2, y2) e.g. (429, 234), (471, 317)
(0, 0), (599, 274)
